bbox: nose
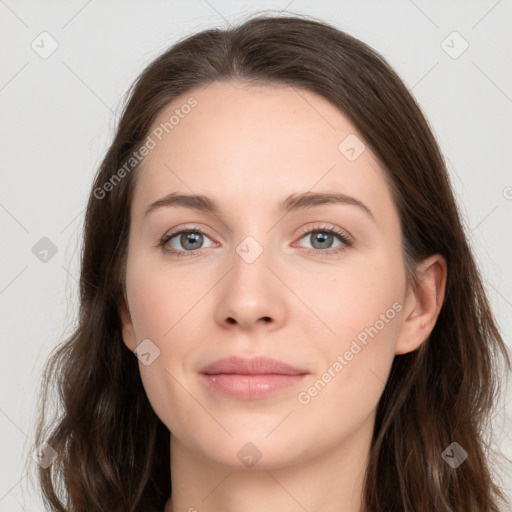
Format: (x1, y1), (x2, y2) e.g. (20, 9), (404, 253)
(214, 243), (287, 332)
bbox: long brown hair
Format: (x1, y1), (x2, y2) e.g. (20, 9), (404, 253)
(30, 12), (511, 511)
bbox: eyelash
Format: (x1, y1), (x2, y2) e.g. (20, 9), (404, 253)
(157, 224), (353, 258)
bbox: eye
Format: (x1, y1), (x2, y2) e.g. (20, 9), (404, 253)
(157, 224), (353, 257)
(294, 224), (353, 256)
(157, 227), (216, 257)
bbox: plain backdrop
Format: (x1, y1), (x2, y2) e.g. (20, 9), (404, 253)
(1, 0), (511, 509)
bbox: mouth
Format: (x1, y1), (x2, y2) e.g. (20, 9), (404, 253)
(200, 373), (308, 399)
(199, 356), (309, 400)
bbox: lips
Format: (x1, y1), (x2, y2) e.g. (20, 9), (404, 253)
(199, 356), (308, 376)
(199, 356), (309, 400)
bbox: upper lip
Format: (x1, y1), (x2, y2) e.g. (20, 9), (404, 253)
(199, 356), (308, 375)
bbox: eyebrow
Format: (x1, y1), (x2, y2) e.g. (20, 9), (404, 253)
(144, 191), (375, 222)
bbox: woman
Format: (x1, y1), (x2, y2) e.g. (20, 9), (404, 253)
(32, 12), (511, 512)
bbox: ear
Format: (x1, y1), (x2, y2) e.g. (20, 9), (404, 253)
(395, 254), (447, 355)
(118, 295), (137, 353)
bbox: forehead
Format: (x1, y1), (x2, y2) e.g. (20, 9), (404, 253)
(131, 81), (393, 220)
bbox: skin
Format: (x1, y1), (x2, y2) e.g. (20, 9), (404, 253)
(120, 81), (447, 512)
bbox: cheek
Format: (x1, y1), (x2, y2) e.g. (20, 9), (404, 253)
(123, 260), (197, 426)
(292, 255), (403, 411)
(293, 252), (405, 346)
(125, 253), (198, 342)
(294, 302), (401, 449)
(124, 263), (202, 430)
(125, 257), (206, 373)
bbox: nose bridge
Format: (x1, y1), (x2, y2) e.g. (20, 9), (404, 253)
(234, 233), (267, 267)
(225, 231), (273, 295)
(222, 203), (276, 266)
(213, 227), (284, 327)
(215, 199), (289, 285)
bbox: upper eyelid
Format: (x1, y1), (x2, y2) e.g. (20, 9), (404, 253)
(296, 223), (352, 241)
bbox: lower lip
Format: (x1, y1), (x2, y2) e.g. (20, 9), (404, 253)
(200, 373), (308, 399)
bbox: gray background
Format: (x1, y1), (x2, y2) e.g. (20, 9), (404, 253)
(0, 0), (511, 509)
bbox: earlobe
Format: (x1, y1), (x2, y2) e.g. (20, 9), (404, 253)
(118, 299), (137, 353)
(395, 254), (447, 355)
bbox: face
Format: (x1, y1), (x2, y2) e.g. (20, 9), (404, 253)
(121, 80), (415, 470)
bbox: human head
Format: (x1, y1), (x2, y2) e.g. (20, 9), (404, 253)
(33, 13), (510, 512)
